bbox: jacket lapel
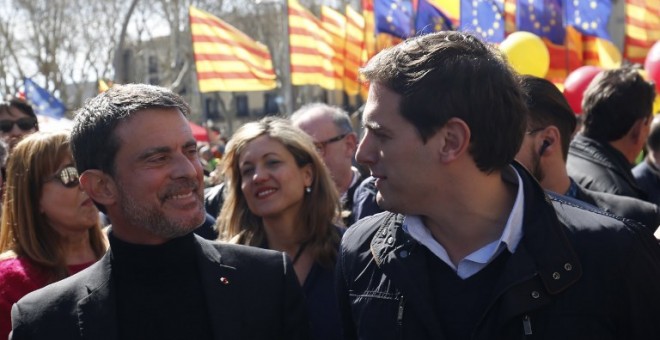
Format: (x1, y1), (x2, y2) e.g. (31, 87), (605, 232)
(194, 237), (242, 340)
(77, 253), (117, 340)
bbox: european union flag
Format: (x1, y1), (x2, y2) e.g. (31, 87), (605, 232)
(460, 0), (505, 43)
(517, 0), (565, 45)
(23, 78), (66, 119)
(416, 0), (454, 35)
(375, 0), (414, 39)
(566, 0), (611, 40)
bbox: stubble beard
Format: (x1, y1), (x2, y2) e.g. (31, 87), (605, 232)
(117, 182), (205, 239)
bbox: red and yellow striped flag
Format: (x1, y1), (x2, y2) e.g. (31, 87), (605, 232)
(624, 0), (660, 65)
(321, 5), (346, 90)
(345, 6), (365, 96)
(189, 6), (276, 92)
(288, 0), (339, 90)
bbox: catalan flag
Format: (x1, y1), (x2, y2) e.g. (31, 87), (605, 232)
(624, 0), (660, 65)
(345, 6), (365, 96)
(504, 0), (517, 34)
(288, 0), (339, 90)
(321, 6), (346, 90)
(374, 0), (415, 38)
(460, 0), (505, 43)
(416, 0), (454, 35)
(565, 0), (612, 40)
(189, 6), (276, 92)
(362, 0), (377, 98)
(545, 27), (584, 84)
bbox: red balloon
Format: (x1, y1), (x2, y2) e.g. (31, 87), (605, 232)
(644, 41), (660, 94)
(563, 66), (602, 114)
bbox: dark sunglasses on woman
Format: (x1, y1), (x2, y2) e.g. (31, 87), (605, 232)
(0, 117), (37, 133)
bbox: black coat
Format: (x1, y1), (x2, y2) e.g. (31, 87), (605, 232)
(572, 183), (660, 232)
(10, 235), (310, 340)
(567, 134), (646, 200)
(336, 164), (660, 340)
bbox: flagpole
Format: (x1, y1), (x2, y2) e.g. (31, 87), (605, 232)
(282, 0), (293, 115)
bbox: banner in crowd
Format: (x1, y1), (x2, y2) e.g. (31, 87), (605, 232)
(189, 6), (276, 92)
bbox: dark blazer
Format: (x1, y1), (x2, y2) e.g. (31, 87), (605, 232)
(10, 235), (310, 340)
(567, 134), (647, 200)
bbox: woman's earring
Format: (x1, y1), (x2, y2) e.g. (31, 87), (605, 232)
(305, 186), (311, 193)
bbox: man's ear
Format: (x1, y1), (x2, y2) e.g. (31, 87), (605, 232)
(344, 132), (358, 157)
(630, 116), (650, 144)
(79, 170), (117, 207)
(435, 118), (471, 163)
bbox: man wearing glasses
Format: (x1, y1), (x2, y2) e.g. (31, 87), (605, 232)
(291, 103), (365, 226)
(0, 98), (38, 151)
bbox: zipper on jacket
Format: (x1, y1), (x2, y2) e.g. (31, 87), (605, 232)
(522, 314), (533, 336)
(396, 295), (405, 339)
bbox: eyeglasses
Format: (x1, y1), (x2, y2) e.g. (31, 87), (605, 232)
(49, 166), (80, 188)
(0, 117), (37, 133)
(314, 132), (349, 155)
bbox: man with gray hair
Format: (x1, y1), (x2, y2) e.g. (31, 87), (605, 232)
(10, 84), (309, 340)
(291, 103), (364, 225)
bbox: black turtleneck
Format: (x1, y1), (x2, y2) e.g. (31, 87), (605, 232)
(110, 232), (213, 340)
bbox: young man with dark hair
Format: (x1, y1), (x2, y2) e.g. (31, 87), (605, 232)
(10, 84), (309, 340)
(567, 66), (655, 199)
(0, 98), (38, 150)
(336, 31), (660, 339)
(516, 75), (660, 232)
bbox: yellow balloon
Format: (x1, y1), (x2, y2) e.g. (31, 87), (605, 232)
(500, 31), (550, 77)
(595, 38), (622, 69)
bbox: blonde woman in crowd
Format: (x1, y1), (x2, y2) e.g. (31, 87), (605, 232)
(217, 117), (343, 340)
(0, 132), (107, 339)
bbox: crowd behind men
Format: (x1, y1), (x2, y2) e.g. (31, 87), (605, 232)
(1, 30), (660, 339)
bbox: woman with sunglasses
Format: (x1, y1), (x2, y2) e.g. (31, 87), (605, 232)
(0, 131), (107, 339)
(0, 98), (39, 151)
(217, 117), (343, 340)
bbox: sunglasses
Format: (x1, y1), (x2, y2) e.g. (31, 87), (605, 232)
(0, 117), (37, 133)
(49, 166), (80, 188)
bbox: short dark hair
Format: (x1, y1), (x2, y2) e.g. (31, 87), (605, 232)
(71, 84), (190, 176)
(0, 98), (39, 129)
(360, 31), (527, 172)
(520, 75), (577, 160)
(582, 66), (656, 142)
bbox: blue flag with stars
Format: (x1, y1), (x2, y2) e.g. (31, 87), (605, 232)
(517, 0), (565, 45)
(416, 0), (454, 35)
(375, 0), (414, 39)
(23, 78), (66, 119)
(566, 0), (611, 40)
(460, 0), (505, 43)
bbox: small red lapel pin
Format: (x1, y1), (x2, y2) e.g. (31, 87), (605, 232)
(219, 277), (230, 285)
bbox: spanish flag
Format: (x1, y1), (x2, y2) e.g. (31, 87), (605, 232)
(189, 6), (276, 92)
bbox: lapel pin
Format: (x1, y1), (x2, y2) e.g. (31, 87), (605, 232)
(220, 277), (230, 285)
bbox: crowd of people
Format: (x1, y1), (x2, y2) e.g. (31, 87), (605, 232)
(1, 30), (660, 339)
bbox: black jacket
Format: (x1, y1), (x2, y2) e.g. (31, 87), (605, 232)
(633, 159), (660, 207)
(336, 164), (660, 340)
(572, 183), (660, 232)
(11, 235), (310, 340)
(567, 134), (646, 200)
